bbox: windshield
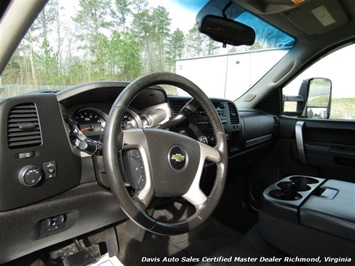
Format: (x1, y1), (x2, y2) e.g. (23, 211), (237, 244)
(0, 0), (295, 100)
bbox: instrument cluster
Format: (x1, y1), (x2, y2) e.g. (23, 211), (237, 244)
(72, 107), (141, 141)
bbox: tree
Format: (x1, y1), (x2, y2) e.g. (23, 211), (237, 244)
(73, 0), (114, 78)
(118, 32), (142, 80)
(131, 0), (148, 13)
(205, 38), (220, 56)
(131, 4), (172, 73)
(132, 8), (154, 73)
(112, 0), (132, 31)
(166, 28), (185, 71)
(2, 51), (22, 85)
(30, 0), (63, 85)
(95, 30), (141, 80)
(185, 26), (204, 57)
(22, 26), (38, 84)
(151, 6), (171, 71)
(4, 0), (228, 87)
(52, 0), (66, 82)
(73, 0), (113, 36)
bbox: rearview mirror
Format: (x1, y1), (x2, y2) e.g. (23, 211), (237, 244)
(198, 15), (255, 46)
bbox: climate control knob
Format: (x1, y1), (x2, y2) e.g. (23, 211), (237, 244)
(18, 165), (43, 187)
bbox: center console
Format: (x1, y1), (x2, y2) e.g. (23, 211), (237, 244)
(259, 175), (355, 257)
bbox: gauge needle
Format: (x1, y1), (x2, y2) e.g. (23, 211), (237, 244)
(80, 125), (94, 132)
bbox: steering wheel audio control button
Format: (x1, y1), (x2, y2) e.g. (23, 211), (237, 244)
(123, 149), (146, 190)
(18, 165), (43, 187)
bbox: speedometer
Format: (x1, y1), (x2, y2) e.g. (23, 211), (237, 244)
(74, 108), (107, 141)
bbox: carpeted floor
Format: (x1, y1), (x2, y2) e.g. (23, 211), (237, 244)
(115, 217), (244, 266)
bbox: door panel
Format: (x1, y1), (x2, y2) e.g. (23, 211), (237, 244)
(281, 117), (355, 182)
(247, 116), (355, 209)
(302, 121), (355, 182)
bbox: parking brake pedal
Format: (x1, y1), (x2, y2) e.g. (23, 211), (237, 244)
(51, 239), (101, 266)
(62, 244), (101, 266)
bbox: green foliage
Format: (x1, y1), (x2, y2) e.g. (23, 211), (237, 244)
(112, 0), (132, 30)
(185, 26), (219, 57)
(307, 95), (330, 108)
(285, 97), (355, 120)
(330, 98), (355, 120)
(2, 0), (221, 90)
(166, 28), (185, 71)
(98, 31), (142, 80)
(186, 26), (204, 57)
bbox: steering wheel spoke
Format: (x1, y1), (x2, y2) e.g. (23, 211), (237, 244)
(200, 142), (221, 163)
(122, 129), (154, 207)
(182, 143), (220, 206)
(183, 186), (208, 207)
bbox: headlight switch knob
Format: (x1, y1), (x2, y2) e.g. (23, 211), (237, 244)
(18, 165), (43, 187)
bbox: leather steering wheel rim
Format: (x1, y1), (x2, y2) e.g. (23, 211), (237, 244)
(103, 72), (228, 235)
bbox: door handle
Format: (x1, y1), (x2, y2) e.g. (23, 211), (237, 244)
(295, 121), (307, 165)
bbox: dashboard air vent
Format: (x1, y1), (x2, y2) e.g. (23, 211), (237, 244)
(170, 100), (188, 115)
(169, 99), (189, 127)
(228, 103), (239, 124)
(7, 103), (42, 149)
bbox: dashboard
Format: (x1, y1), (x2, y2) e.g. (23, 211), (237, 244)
(0, 81), (279, 210)
(0, 80), (279, 263)
(54, 81), (279, 163)
(57, 82), (245, 156)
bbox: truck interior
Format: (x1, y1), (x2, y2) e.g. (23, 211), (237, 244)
(1, 0), (355, 265)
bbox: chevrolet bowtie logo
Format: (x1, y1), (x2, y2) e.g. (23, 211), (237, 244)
(169, 146), (186, 170)
(171, 153), (185, 163)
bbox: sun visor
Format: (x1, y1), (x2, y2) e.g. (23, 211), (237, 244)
(231, 0), (309, 15)
(281, 1), (349, 35)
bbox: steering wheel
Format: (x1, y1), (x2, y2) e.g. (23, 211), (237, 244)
(103, 72), (228, 235)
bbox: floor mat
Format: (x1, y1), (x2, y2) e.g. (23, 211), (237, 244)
(115, 217), (244, 265)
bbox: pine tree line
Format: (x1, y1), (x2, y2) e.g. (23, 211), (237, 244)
(2, 0), (220, 87)
(2, 0), (292, 88)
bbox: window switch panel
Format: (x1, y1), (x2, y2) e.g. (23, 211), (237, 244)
(40, 214), (66, 237)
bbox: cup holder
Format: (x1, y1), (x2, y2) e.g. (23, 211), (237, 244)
(267, 181), (302, 200)
(279, 180), (311, 192)
(269, 187), (302, 200)
(267, 176), (321, 201)
(290, 176), (319, 185)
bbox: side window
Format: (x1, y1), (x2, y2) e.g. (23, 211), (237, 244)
(283, 44), (355, 120)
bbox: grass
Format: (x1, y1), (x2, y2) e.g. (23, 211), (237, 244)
(284, 97), (355, 120)
(331, 98), (355, 120)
